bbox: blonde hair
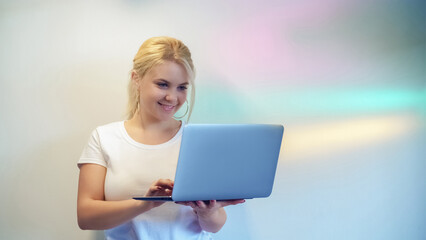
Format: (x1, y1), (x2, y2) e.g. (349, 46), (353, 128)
(127, 36), (196, 120)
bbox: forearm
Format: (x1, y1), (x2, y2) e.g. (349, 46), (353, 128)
(197, 207), (227, 233)
(77, 199), (153, 230)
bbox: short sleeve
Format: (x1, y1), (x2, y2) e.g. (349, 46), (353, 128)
(78, 129), (107, 168)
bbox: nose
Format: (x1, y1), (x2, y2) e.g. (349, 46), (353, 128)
(165, 90), (178, 103)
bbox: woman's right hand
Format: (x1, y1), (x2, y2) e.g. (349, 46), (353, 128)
(145, 179), (174, 208)
(78, 164), (168, 230)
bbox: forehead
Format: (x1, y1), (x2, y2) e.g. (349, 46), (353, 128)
(146, 60), (189, 83)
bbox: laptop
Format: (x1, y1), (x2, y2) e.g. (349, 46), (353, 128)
(133, 124), (284, 202)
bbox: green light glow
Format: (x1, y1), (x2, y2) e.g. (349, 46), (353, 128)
(190, 85), (248, 123)
(191, 86), (425, 122)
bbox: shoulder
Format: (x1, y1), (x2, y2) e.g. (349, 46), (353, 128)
(93, 121), (124, 140)
(95, 121), (123, 132)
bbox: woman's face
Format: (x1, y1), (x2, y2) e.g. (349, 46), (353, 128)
(135, 60), (189, 122)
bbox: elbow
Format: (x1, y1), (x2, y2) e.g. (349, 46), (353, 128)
(77, 204), (99, 230)
(78, 222), (87, 230)
(77, 208), (89, 230)
(77, 217), (91, 230)
(78, 218), (103, 230)
(77, 213), (112, 230)
(77, 215), (105, 230)
(77, 211), (98, 230)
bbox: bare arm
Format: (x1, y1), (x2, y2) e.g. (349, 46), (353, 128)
(77, 164), (173, 230)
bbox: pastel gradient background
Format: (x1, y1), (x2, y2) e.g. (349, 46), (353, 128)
(0, 0), (424, 239)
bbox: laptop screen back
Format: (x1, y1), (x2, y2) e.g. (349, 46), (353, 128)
(172, 124), (284, 202)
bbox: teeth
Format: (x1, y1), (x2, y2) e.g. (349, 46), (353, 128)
(159, 102), (175, 111)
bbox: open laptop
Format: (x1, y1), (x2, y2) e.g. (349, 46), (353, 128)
(133, 124), (284, 202)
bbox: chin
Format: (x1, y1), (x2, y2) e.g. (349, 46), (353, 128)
(157, 113), (176, 121)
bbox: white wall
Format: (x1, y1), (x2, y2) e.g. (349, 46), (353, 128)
(0, 1), (424, 239)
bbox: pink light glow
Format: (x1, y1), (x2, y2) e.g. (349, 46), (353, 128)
(207, 0), (369, 85)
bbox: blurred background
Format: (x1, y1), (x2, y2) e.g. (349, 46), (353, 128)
(0, 0), (424, 239)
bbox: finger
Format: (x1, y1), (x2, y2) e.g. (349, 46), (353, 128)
(188, 201), (197, 209)
(147, 185), (175, 197)
(162, 188), (172, 196)
(152, 179), (173, 187)
(195, 201), (207, 208)
(154, 179), (174, 189)
(145, 186), (158, 196)
(201, 200), (216, 209)
(149, 185), (161, 193)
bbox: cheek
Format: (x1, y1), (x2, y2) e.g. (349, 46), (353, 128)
(178, 95), (187, 106)
(143, 89), (163, 102)
(179, 92), (188, 101)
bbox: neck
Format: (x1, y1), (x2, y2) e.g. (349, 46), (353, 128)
(129, 109), (180, 132)
(124, 109), (182, 145)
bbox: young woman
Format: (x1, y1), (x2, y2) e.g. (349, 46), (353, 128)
(77, 36), (244, 239)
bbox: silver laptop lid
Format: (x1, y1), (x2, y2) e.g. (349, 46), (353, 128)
(172, 124), (284, 202)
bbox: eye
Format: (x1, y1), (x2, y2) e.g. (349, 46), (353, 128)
(157, 82), (168, 88)
(178, 85), (188, 91)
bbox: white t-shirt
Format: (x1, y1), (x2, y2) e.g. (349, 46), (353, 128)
(78, 121), (212, 240)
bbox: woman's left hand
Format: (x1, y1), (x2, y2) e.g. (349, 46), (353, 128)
(176, 199), (245, 217)
(176, 200), (245, 232)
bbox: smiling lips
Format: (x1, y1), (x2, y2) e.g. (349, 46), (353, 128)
(158, 102), (176, 112)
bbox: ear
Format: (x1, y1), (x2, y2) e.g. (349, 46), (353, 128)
(131, 70), (140, 87)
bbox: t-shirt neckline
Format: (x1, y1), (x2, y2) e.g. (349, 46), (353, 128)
(119, 120), (184, 149)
